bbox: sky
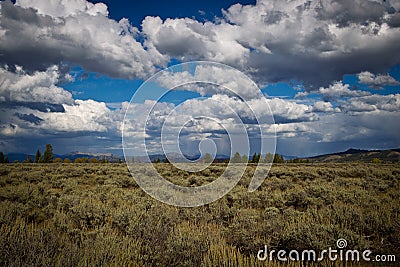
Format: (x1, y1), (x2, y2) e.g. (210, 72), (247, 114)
(0, 0), (399, 157)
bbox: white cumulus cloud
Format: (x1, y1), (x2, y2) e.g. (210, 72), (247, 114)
(0, 66), (73, 104)
(156, 64), (261, 99)
(357, 71), (400, 88)
(0, 0), (166, 79)
(319, 82), (370, 101)
(143, 0), (400, 87)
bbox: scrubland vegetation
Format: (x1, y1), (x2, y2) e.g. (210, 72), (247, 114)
(0, 163), (399, 266)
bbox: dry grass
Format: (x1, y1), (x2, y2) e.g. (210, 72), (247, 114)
(0, 163), (399, 266)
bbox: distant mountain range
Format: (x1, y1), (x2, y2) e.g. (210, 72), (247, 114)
(62, 152), (123, 162)
(307, 148), (400, 163)
(130, 153), (231, 163)
(132, 149), (400, 163)
(4, 148), (400, 163)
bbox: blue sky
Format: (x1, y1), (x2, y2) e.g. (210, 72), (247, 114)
(89, 0), (256, 26)
(0, 0), (399, 157)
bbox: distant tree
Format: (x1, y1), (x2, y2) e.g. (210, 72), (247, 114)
(290, 158), (310, 163)
(241, 154), (248, 163)
(232, 152), (242, 163)
(74, 158), (82, 163)
(100, 158), (108, 164)
(54, 157), (63, 163)
(63, 158), (72, 163)
(372, 158), (382, 164)
(43, 144), (53, 163)
(251, 153), (261, 163)
(273, 154), (284, 163)
(163, 157), (170, 163)
(250, 153), (257, 163)
(256, 153), (261, 163)
(80, 157), (88, 163)
(13, 160), (19, 164)
(89, 158), (99, 163)
(35, 149), (42, 163)
(24, 155), (33, 163)
(0, 152), (4, 163)
(4, 156), (9, 163)
(264, 153), (274, 163)
(204, 153), (212, 163)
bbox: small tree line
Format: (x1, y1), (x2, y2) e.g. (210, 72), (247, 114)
(149, 152), (310, 164)
(231, 152), (288, 163)
(32, 144), (54, 163)
(0, 144), (120, 164)
(231, 152), (312, 163)
(0, 152), (9, 163)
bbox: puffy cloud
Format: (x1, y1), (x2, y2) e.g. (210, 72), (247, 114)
(294, 91), (309, 99)
(15, 0), (109, 17)
(313, 0), (391, 27)
(312, 111), (400, 145)
(341, 94), (400, 112)
(230, 0), (400, 87)
(163, 95), (317, 126)
(357, 71), (400, 88)
(318, 82), (370, 101)
(267, 107), (400, 156)
(0, 124), (18, 137)
(0, 66), (73, 105)
(3, 0), (400, 87)
(339, 99), (377, 113)
(121, 93), (320, 154)
(277, 111), (400, 156)
(143, 0), (400, 88)
(39, 99), (112, 132)
(156, 64), (260, 99)
(123, 100), (174, 139)
(266, 98), (317, 123)
(0, 0), (165, 79)
(0, 99), (123, 136)
(0, 64), (124, 142)
(313, 82), (400, 113)
(142, 16), (249, 67)
(313, 101), (340, 113)
(273, 123), (314, 138)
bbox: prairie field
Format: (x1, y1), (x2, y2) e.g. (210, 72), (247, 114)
(0, 163), (399, 266)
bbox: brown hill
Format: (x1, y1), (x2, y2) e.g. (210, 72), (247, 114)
(308, 148), (400, 163)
